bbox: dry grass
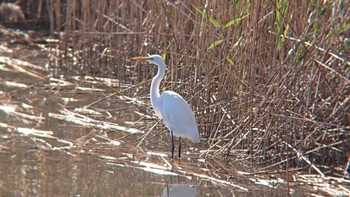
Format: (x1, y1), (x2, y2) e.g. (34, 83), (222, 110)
(47, 0), (349, 175)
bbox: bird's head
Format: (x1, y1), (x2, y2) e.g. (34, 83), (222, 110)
(131, 54), (165, 66)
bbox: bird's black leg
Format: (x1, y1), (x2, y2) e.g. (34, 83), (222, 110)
(171, 130), (175, 160)
(178, 137), (182, 159)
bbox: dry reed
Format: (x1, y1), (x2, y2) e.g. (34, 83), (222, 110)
(46, 0), (349, 175)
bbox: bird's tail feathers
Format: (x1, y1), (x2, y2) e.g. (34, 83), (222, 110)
(186, 126), (200, 143)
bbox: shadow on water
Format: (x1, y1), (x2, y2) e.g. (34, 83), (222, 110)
(0, 45), (341, 196)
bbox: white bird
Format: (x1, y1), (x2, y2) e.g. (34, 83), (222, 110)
(131, 54), (200, 159)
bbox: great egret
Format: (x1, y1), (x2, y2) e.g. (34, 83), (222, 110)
(131, 54), (200, 159)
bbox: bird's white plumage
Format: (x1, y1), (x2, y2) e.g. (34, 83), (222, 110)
(157, 90), (200, 143)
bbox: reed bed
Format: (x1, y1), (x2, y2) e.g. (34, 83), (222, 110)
(47, 0), (349, 175)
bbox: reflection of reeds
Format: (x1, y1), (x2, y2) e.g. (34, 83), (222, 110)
(48, 0), (349, 173)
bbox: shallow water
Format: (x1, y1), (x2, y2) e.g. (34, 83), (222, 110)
(0, 52), (332, 196)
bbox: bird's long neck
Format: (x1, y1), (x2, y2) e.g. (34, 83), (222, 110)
(150, 62), (165, 108)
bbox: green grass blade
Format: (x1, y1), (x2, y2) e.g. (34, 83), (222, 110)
(226, 57), (234, 65)
(208, 16), (221, 28)
(224, 15), (248, 28)
(191, 3), (221, 28)
(207, 39), (224, 51)
(339, 23), (350, 34)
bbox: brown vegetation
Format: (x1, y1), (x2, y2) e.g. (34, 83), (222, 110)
(0, 3), (25, 22)
(45, 0), (349, 176)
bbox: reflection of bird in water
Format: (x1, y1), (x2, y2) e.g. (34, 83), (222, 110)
(161, 184), (197, 197)
(0, 3), (25, 22)
(132, 54), (200, 159)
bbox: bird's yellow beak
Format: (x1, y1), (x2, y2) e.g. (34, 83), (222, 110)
(131, 56), (152, 61)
